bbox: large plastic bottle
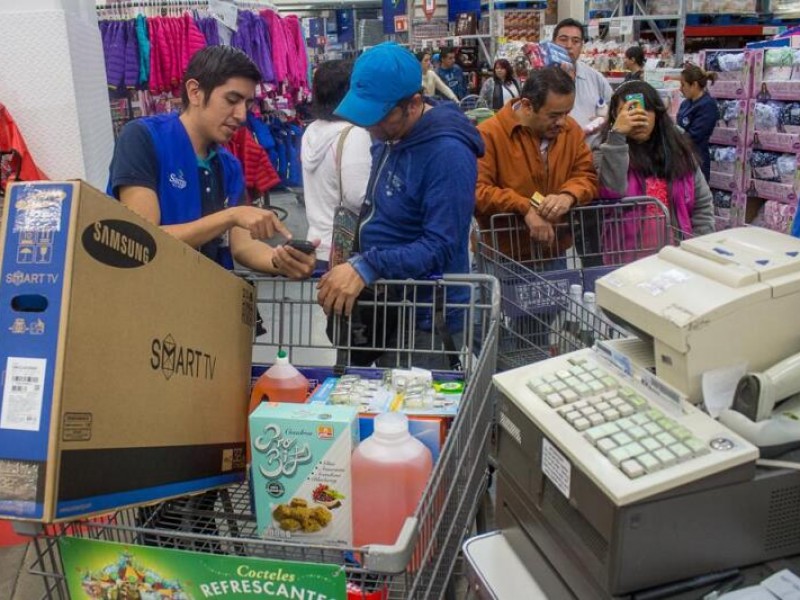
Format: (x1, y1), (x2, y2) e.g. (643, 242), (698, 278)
(352, 413), (433, 547)
(248, 350), (308, 415)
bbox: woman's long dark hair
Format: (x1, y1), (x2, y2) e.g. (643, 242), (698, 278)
(493, 59), (515, 84)
(601, 80), (699, 181)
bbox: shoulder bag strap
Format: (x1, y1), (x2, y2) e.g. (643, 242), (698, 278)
(336, 124), (355, 208)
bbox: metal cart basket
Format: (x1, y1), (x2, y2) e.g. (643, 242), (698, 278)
(20, 274), (499, 600)
(475, 197), (672, 371)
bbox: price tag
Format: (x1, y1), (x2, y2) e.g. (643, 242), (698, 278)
(588, 19), (600, 39)
(543, 24), (555, 41)
(620, 17), (634, 36)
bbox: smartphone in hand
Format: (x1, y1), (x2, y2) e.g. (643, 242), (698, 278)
(284, 239), (316, 255)
(625, 93), (645, 110)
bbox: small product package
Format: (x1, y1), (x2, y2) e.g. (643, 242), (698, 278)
(249, 403), (358, 546)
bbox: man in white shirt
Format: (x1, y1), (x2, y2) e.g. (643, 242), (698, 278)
(553, 18), (612, 151)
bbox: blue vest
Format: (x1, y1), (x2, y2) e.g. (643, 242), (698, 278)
(137, 113), (244, 226)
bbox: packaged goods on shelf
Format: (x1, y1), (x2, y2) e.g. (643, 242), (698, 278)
(763, 199), (797, 233)
(0, 181), (254, 523)
(745, 148), (800, 204)
(687, 0), (757, 12)
(701, 49), (754, 99)
(747, 99), (800, 153)
(751, 48), (800, 101)
(710, 99), (748, 146)
(646, 0), (680, 15)
(708, 146), (746, 192)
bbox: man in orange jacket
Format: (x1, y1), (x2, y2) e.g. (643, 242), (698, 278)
(475, 66), (597, 261)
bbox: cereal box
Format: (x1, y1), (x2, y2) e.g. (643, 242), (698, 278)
(249, 403), (358, 546)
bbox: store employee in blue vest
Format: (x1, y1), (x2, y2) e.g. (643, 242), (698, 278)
(107, 46), (316, 279)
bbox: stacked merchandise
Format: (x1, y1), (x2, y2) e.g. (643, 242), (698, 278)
(745, 48), (800, 234)
(702, 49), (752, 230)
(687, 0), (757, 11)
(702, 46), (800, 236)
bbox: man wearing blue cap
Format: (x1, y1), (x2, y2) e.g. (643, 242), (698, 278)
(317, 42), (484, 367)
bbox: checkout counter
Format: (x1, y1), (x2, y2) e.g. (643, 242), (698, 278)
(478, 228), (800, 599)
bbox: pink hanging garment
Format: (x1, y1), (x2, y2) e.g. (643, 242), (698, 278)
(261, 10), (289, 84)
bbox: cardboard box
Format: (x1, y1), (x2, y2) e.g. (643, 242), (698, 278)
(0, 181), (254, 522)
(701, 49), (754, 100)
(747, 99), (800, 153)
(249, 403), (358, 546)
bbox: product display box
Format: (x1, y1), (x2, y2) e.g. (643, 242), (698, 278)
(747, 98), (800, 153)
(701, 49), (755, 100)
(744, 148), (800, 204)
(750, 48), (800, 101)
(710, 99), (748, 147)
(0, 181), (255, 522)
(249, 403), (358, 547)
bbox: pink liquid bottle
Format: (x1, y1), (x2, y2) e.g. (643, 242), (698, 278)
(352, 412), (433, 547)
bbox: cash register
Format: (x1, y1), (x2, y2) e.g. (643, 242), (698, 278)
(493, 227), (800, 598)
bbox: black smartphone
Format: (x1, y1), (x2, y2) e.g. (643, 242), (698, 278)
(284, 239), (316, 255)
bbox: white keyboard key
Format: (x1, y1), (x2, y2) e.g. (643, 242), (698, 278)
(572, 383), (591, 397)
(644, 422), (663, 436)
(545, 393), (564, 408)
(620, 441), (646, 458)
(645, 409), (663, 421)
(669, 443), (692, 462)
(579, 372), (595, 383)
(552, 380), (568, 392)
(564, 411), (581, 424)
(653, 447), (677, 467)
(685, 437), (710, 457)
(627, 425), (648, 440)
(655, 432), (676, 447)
(573, 418), (591, 431)
(561, 389), (578, 403)
(618, 387), (636, 400)
(585, 422), (619, 444)
(630, 413), (650, 426)
(580, 405), (597, 415)
(601, 391), (618, 402)
(608, 446), (633, 466)
(670, 426), (692, 441)
(567, 357), (587, 366)
(627, 394), (648, 411)
(641, 438), (661, 453)
(564, 377), (580, 388)
(569, 366), (585, 376)
(556, 370), (572, 380)
(618, 403), (635, 417)
(542, 373), (558, 384)
(609, 397), (626, 408)
(595, 401), (611, 412)
(615, 417), (635, 430)
(597, 438), (617, 455)
(588, 381), (605, 394)
(621, 459), (646, 478)
(611, 432), (633, 446)
(656, 418), (677, 431)
(527, 379), (542, 391)
(572, 400), (589, 411)
(602, 408), (621, 421)
(637, 453), (661, 473)
(601, 376), (618, 389)
(588, 413), (605, 427)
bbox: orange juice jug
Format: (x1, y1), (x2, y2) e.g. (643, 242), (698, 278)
(248, 350), (308, 414)
(352, 412), (433, 547)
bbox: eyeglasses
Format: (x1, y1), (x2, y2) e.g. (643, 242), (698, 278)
(556, 35), (584, 45)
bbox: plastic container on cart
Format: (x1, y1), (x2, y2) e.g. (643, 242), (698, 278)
(352, 412), (433, 547)
(248, 349), (308, 414)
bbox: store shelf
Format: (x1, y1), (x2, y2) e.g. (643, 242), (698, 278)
(684, 25), (787, 37)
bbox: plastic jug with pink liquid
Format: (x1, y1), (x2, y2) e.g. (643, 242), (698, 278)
(248, 350), (308, 415)
(352, 412), (433, 547)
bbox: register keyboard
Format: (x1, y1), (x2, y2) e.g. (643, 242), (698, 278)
(493, 346), (759, 505)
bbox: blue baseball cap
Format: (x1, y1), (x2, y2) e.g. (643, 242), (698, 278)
(335, 42), (422, 127)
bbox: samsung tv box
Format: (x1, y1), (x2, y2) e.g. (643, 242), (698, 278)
(0, 181), (254, 522)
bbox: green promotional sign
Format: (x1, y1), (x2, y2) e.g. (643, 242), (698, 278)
(58, 536), (346, 599)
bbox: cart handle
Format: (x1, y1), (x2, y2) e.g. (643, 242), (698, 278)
(359, 517), (419, 574)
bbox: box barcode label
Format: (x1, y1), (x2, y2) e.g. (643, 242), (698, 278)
(1, 357), (47, 431)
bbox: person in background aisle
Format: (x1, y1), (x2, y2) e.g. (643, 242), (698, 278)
(437, 47), (467, 100)
(623, 46), (645, 82)
(418, 50), (458, 102)
(553, 18), (612, 148)
(302, 59), (372, 271)
(678, 64), (720, 183)
(480, 59), (521, 111)
(318, 42), (484, 368)
(597, 81), (714, 259)
(108, 45), (317, 279)
(475, 66), (597, 351)
(476, 66), (597, 257)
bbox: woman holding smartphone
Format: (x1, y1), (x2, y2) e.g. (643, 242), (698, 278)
(596, 81), (714, 259)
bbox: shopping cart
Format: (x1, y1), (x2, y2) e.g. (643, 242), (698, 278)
(20, 274), (500, 600)
(474, 197), (671, 371)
